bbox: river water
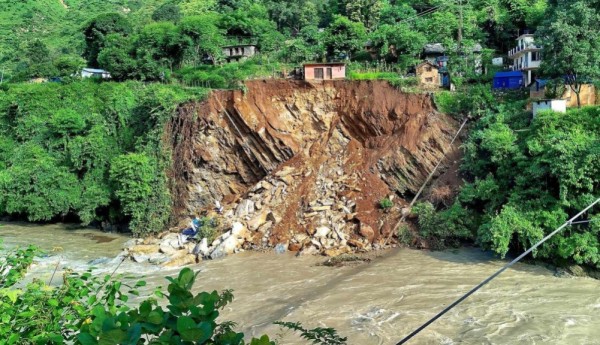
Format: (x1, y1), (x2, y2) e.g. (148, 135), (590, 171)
(2, 222), (600, 345)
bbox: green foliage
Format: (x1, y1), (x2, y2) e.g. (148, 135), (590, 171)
(412, 202), (476, 249)
(323, 15), (367, 60)
(275, 321), (347, 345)
(152, 2), (182, 23)
(379, 198), (393, 210)
(538, 0), (600, 107)
(83, 13), (133, 67)
(456, 103), (600, 267)
(0, 81), (200, 235)
(0, 241), (36, 288)
(0, 246), (345, 344)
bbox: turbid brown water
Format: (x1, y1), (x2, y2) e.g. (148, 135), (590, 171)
(2, 222), (600, 345)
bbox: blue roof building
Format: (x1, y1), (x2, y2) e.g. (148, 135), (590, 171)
(493, 71), (523, 90)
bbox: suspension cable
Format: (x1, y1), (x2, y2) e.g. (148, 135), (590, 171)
(396, 197), (600, 344)
(384, 116), (469, 246)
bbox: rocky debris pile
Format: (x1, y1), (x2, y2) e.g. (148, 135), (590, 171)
(166, 80), (462, 262)
(123, 222), (253, 267)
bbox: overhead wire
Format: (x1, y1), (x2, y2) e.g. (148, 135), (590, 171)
(396, 197), (600, 344)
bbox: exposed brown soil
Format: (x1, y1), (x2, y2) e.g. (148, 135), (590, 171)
(166, 80), (462, 254)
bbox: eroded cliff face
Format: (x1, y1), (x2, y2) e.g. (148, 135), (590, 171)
(167, 80), (460, 255)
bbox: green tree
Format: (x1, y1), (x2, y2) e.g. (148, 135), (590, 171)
(323, 15), (367, 60)
(152, 2), (182, 22)
(97, 34), (137, 81)
(264, 0), (324, 34)
(0, 143), (81, 221)
(343, 0), (383, 30)
(179, 14), (226, 65)
(53, 55), (86, 77)
(83, 13), (132, 67)
(370, 23), (425, 69)
(136, 22), (187, 71)
(538, 0), (600, 107)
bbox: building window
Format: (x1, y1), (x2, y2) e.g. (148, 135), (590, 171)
(531, 51), (540, 61)
(425, 66), (432, 72)
(425, 77), (433, 83)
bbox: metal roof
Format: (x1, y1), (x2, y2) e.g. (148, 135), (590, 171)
(494, 71), (523, 78)
(82, 68), (109, 73)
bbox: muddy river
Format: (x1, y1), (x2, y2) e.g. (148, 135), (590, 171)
(2, 222), (599, 345)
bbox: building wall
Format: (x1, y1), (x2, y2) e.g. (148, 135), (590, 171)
(533, 99), (566, 117)
(530, 84), (597, 108)
(416, 63), (440, 88)
(304, 65), (346, 80)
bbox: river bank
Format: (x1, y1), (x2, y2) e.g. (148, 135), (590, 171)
(3, 222), (600, 344)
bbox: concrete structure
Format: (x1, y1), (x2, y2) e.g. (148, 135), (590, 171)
(303, 63), (346, 80)
(81, 68), (111, 79)
(532, 99), (566, 117)
(222, 44), (258, 63)
(508, 32), (541, 86)
(493, 71), (523, 89)
(492, 57), (504, 66)
(530, 81), (597, 108)
(415, 61), (440, 89)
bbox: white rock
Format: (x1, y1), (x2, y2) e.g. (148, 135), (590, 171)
(159, 241), (179, 255)
(210, 235), (240, 259)
(196, 238), (210, 257)
(231, 222), (246, 236)
(315, 226), (331, 238)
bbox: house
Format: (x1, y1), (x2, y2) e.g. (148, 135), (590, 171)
(493, 71), (523, 89)
(508, 31), (541, 86)
(530, 79), (597, 107)
(416, 61), (440, 88)
(303, 63), (346, 80)
(532, 99), (566, 117)
(81, 68), (111, 79)
(222, 44), (258, 63)
(423, 43), (445, 64)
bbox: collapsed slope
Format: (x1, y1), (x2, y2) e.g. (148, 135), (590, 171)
(167, 80), (460, 255)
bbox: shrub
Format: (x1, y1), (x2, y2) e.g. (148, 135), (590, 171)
(379, 198), (393, 210)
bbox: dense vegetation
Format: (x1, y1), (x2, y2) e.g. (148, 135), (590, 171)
(0, 81), (204, 235)
(1, 0), (550, 82)
(0, 242), (346, 344)
(424, 87), (600, 269)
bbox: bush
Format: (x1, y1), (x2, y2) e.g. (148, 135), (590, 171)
(379, 198), (393, 210)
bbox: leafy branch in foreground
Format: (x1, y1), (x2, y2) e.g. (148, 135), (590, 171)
(275, 321), (348, 345)
(0, 243), (345, 344)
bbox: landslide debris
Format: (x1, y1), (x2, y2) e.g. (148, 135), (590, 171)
(165, 80), (461, 258)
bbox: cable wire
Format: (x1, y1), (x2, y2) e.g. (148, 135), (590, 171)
(396, 197), (600, 344)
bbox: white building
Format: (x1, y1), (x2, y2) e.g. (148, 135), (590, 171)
(81, 68), (111, 79)
(532, 99), (566, 117)
(508, 33), (541, 86)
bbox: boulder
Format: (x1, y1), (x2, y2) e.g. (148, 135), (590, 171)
(148, 253), (170, 265)
(195, 238), (210, 257)
(247, 210), (270, 231)
(359, 224), (375, 241)
(163, 254), (197, 268)
(210, 235), (240, 259)
(130, 244), (160, 255)
(347, 239), (365, 249)
(235, 199), (255, 218)
(131, 254), (149, 263)
(324, 246), (352, 257)
(159, 240), (180, 255)
(315, 226), (331, 238)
